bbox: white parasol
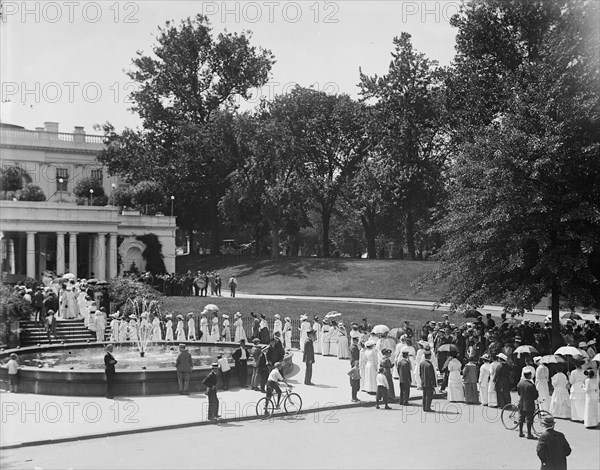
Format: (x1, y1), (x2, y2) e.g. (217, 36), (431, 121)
(371, 324), (390, 335)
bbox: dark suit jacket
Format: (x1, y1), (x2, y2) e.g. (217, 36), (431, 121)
(494, 362), (511, 392)
(517, 378), (539, 411)
(175, 350), (193, 372)
(536, 428), (571, 470)
(349, 344), (360, 365)
(303, 339), (315, 363)
(232, 347), (250, 363)
(420, 359), (436, 389)
(397, 358), (412, 384)
(104, 352), (117, 375)
(273, 339), (285, 362)
(203, 370), (218, 389)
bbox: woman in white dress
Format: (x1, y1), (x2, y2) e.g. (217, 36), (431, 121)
(175, 315), (186, 342)
(233, 313), (247, 343)
(359, 342), (367, 390)
(583, 369), (599, 428)
(363, 341), (378, 394)
(187, 313), (197, 341)
(77, 290), (88, 321)
(95, 308), (107, 342)
(199, 314), (209, 342)
(151, 315), (162, 341)
(209, 314), (220, 342)
(282, 317), (292, 350)
(534, 356), (551, 412)
(569, 364), (586, 422)
(81, 296), (93, 328)
(478, 355), (491, 405)
(59, 285), (69, 319)
(221, 314), (231, 342)
(299, 315), (311, 352)
(118, 317), (128, 342)
(328, 322), (340, 357)
(312, 316), (322, 355)
(447, 354), (465, 402)
(321, 320), (331, 356)
(164, 314), (174, 342)
(109, 314), (119, 342)
(550, 366), (572, 419)
(273, 314), (282, 336)
(129, 317), (139, 342)
(488, 356), (499, 407)
(66, 285), (79, 319)
(337, 322), (350, 359)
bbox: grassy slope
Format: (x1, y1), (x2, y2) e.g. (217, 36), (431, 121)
(176, 256), (444, 301)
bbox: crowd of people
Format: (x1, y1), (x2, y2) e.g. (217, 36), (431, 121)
(141, 271), (237, 297)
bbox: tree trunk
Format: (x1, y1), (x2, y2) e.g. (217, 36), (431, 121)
(551, 281), (561, 352)
(406, 211), (416, 260)
(188, 228), (197, 255)
(253, 223), (261, 257)
(270, 228), (280, 259)
(208, 198), (220, 255)
(321, 208), (331, 258)
(361, 211), (377, 259)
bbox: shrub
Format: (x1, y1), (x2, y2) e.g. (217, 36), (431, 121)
(73, 177), (105, 199)
(108, 276), (163, 315)
(0, 166), (32, 192)
(0, 283), (34, 347)
(18, 184), (46, 201)
(136, 234), (167, 275)
(112, 185), (134, 208)
(132, 181), (165, 215)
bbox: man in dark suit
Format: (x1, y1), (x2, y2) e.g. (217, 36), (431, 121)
(232, 339), (250, 388)
(175, 343), (193, 395)
(517, 370), (539, 439)
(536, 416), (571, 470)
(303, 329), (316, 385)
(419, 348), (436, 412)
(494, 353), (512, 408)
(272, 331), (285, 363)
(104, 344), (117, 399)
(397, 348), (412, 405)
(349, 336), (360, 367)
(203, 364), (220, 420)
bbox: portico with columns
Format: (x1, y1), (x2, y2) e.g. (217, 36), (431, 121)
(1, 201), (176, 281)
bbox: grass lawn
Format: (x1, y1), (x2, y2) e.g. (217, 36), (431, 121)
(175, 256), (444, 301)
(162, 296), (444, 333)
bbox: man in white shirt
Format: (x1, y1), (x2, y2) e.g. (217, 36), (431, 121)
(266, 362), (290, 408)
(217, 355), (231, 390)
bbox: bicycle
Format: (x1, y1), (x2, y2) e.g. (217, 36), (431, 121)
(256, 387), (303, 418)
(501, 400), (552, 436)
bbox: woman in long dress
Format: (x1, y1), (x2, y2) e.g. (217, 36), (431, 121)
(569, 364), (586, 422)
(583, 369), (599, 428)
(447, 353), (465, 402)
(199, 314), (209, 342)
(95, 308), (107, 341)
(233, 313), (246, 343)
(534, 357), (551, 412)
(328, 322), (340, 357)
(312, 316), (322, 355)
(66, 286), (79, 319)
(273, 314), (282, 336)
(209, 314), (220, 342)
(379, 349), (395, 400)
(128, 317), (139, 341)
(478, 355), (491, 405)
(151, 315), (162, 341)
(550, 366), (572, 419)
(321, 320), (331, 356)
(337, 323), (350, 359)
(299, 315), (311, 352)
(59, 285), (69, 319)
(259, 314), (270, 344)
(164, 315), (174, 342)
(282, 317), (292, 350)
(109, 314), (119, 342)
(488, 356), (499, 407)
(359, 342), (367, 390)
(363, 342), (378, 394)
(118, 317), (128, 342)
(187, 313), (197, 341)
(462, 356), (479, 404)
(221, 314), (231, 342)
(175, 316), (186, 342)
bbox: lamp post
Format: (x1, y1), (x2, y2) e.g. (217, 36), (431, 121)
(46, 178), (64, 202)
(89, 188), (94, 206)
(170, 195), (175, 217)
(111, 183), (116, 206)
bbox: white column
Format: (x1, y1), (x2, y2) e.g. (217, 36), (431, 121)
(108, 233), (118, 279)
(8, 238), (16, 274)
(26, 231), (36, 279)
(88, 236), (95, 278)
(56, 232), (65, 275)
(38, 234), (47, 277)
(97, 233), (107, 281)
(68, 232), (78, 276)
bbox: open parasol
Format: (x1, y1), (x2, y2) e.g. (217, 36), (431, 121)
(63, 273), (76, 280)
(371, 324), (390, 335)
(554, 346), (583, 357)
(437, 343), (459, 353)
(561, 312), (583, 321)
(388, 328), (405, 340)
(592, 353), (600, 363)
(514, 345), (539, 357)
(324, 311), (342, 319)
(537, 355), (566, 365)
(203, 304), (219, 313)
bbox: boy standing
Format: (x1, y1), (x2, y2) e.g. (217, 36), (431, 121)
(7, 353), (20, 393)
(376, 366), (392, 409)
(348, 360), (361, 402)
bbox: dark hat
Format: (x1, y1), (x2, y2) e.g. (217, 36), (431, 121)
(252, 338), (260, 344)
(211, 363), (219, 368)
(541, 416), (555, 427)
(523, 370), (533, 377)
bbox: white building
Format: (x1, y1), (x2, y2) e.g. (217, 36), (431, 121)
(0, 122), (176, 281)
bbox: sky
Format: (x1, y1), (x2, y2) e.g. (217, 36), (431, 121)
(1, 1), (460, 134)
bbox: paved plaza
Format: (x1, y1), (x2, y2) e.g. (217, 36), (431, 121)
(1, 350), (599, 469)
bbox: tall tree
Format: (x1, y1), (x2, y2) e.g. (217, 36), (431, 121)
(359, 33), (448, 260)
(422, 0), (600, 350)
(97, 15), (274, 253)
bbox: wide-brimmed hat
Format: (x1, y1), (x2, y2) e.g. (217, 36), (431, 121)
(165, 314), (173, 318)
(541, 416), (555, 427)
(365, 340), (376, 347)
(497, 353), (508, 362)
(187, 312), (194, 317)
(285, 317), (291, 322)
(481, 354), (490, 362)
(300, 314), (308, 321)
(578, 341), (587, 348)
(274, 314), (280, 319)
(222, 314), (229, 319)
(588, 339), (596, 346)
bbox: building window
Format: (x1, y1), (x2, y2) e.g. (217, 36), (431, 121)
(56, 168), (68, 191)
(91, 168), (103, 183)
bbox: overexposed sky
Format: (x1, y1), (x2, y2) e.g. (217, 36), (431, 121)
(1, 1), (459, 134)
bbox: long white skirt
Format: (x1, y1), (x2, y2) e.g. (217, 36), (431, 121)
(570, 383), (586, 421)
(364, 362), (377, 393)
(584, 390), (599, 428)
(536, 382), (551, 412)
(329, 340), (338, 357)
(550, 387), (571, 419)
(322, 335), (330, 355)
(447, 370), (465, 402)
(479, 383), (489, 405)
(488, 384), (498, 407)
(337, 336), (349, 359)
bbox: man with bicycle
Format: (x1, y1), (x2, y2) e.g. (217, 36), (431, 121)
(266, 362), (290, 409)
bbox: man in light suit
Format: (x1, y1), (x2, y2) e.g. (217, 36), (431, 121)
(397, 348), (412, 405)
(517, 370), (539, 439)
(303, 329), (316, 385)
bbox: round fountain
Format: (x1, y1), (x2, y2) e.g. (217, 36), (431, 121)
(0, 341), (294, 396)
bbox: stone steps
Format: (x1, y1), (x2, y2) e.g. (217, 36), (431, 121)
(19, 320), (110, 346)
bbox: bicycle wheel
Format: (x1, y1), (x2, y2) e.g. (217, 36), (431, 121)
(284, 393), (303, 415)
(256, 397), (275, 418)
(531, 410), (552, 436)
(501, 403), (519, 430)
